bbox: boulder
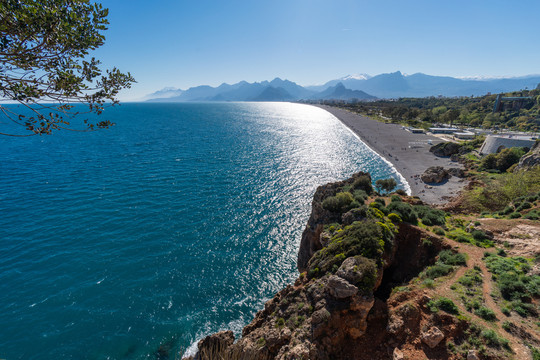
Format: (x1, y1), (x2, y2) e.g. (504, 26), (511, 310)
(447, 167), (465, 178)
(421, 166), (450, 184)
(336, 256), (376, 290)
(430, 142), (461, 157)
(326, 275), (358, 299)
(421, 326), (445, 348)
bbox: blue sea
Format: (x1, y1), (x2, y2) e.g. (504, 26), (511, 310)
(0, 102), (407, 359)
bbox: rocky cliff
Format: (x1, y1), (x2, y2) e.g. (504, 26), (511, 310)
(185, 173), (539, 360)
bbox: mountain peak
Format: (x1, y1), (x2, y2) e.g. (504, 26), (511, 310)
(340, 74), (371, 81)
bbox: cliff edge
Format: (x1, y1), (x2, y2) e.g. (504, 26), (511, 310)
(185, 173), (540, 360)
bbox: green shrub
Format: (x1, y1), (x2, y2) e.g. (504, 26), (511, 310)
(428, 297), (459, 314)
(509, 212), (522, 218)
(322, 192), (355, 213)
(424, 264), (453, 279)
(390, 195), (402, 202)
(475, 306), (497, 321)
(369, 201), (388, 215)
(387, 201), (418, 224)
(511, 300), (537, 317)
(414, 205), (446, 226)
(433, 227), (445, 236)
(439, 250), (467, 266)
(353, 190), (368, 203)
(499, 206), (514, 215)
(481, 329), (509, 349)
(387, 212), (402, 224)
(307, 220), (390, 278)
(395, 189), (408, 196)
(524, 211), (539, 220)
(516, 202), (532, 211)
(352, 175), (374, 195)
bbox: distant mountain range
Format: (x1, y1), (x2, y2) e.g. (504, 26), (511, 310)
(144, 71), (540, 102)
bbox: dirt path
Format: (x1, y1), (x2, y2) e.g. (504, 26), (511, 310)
(428, 239), (534, 359)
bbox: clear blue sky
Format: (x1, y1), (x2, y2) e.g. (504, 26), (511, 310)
(95, 0), (540, 100)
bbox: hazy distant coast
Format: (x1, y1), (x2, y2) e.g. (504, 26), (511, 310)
(315, 105), (467, 204)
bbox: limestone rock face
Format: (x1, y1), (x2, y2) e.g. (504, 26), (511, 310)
(421, 326), (445, 348)
(195, 330), (235, 359)
(326, 275), (358, 299)
(515, 140), (540, 171)
(421, 166), (450, 184)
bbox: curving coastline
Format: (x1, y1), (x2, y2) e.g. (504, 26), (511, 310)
(313, 105), (467, 205)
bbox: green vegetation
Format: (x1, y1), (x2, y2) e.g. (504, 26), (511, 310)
(484, 252), (539, 317)
(463, 167), (540, 213)
(427, 297), (459, 314)
(0, 0), (134, 136)
(480, 147), (528, 172)
(453, 268), (487, 316)
(386, 201), (418, 224)
(446, 227), (494, 248)
(307, 220), (390, 292)
(339, 88), (540, 132)
(420, 249), (466, 280)
(414, 205), (446, 226)
(375, 178), (397, 194)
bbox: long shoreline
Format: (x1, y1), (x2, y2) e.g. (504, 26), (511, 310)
(314, 105), (468, 205)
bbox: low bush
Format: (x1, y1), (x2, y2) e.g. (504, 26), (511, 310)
(414, 205), (446, 226)
(387, 212), (402, 224)
(352, 175), (374, 195)
(439, 250), (467, 266)
(516, 202), (532, 211)
(428, 297), (459, 314)
(433, 227), (445, 236)
(386, 201), (418, 224)
(322, 192), (355, 213)
(484, 253), (540, 316)
(475, 306), (497, 321)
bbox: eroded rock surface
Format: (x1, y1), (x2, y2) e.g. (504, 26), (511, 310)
(421, 166), (450, 184)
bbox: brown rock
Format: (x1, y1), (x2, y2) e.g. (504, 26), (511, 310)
(421, 326), (445, 348)
(447, 167), (465, 178)
(196, 330), (234, 359)
(421, 166), (450, 184)
(311, 308), (331, 325)
(336, 256), (376, 288)
(326, 275), (358, 298)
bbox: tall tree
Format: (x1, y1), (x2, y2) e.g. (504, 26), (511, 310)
(0, 0), (134, 136)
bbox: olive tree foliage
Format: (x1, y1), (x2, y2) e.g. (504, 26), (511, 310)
(0, 0), (135, 136)
(375, 178), (397, 194)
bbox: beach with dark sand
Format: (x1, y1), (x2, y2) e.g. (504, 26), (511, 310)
(316, 105), (468, 205)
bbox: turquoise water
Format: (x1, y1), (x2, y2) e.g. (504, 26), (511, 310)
(0, 102), (406, 359)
